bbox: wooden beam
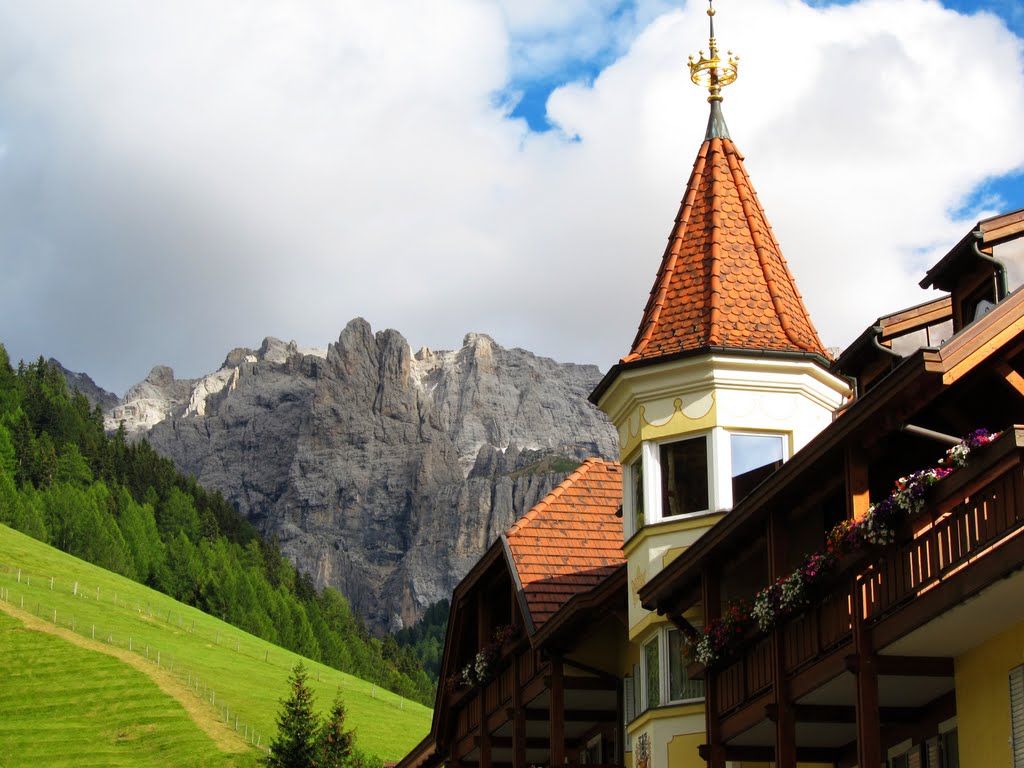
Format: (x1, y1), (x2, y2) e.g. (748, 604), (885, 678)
(767, 511), (796, 768)
(511, 655), (525, 768)
(550, 657), (565, 766)
(541, 675), (617, 691)
(523, 708), (617, 723)
(668, 612), (701, 641)
(702, 569), (726, 768)
(700, 743), (842, 764)
(845, 446), (870, 521)
(853, 584), (882, 768)
(996, 361), (1024, 398)
(476, 728), (491, 768)
(875, 655), (954, 678)
(768, 703), (935, 725)
(491, 735), (582, 750)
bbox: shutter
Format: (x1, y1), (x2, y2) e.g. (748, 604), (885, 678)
(924, 737), (939, 768)
(623, 676), (635, 751)
(1010, 665), (1024, 767)
(907, 744), (922, 768)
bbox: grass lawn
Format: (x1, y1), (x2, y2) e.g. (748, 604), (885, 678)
(0, 611), (259, 768)
(0, 524), (432, 764)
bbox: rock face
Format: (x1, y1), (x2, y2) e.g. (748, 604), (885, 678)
(51, 359), (120, 413)
(110, 320), (618, 631)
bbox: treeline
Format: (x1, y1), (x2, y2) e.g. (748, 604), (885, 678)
(0, 349), (433, 705)
(393, 598), (448, 683)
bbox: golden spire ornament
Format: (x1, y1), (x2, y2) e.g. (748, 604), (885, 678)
(688, 0), (739, 103)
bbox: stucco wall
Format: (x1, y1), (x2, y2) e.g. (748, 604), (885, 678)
(955, 618), (1024, 767)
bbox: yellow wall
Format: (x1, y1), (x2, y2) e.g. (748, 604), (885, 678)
(955, 618), (1024, 768)
(666, 732), (704, 767)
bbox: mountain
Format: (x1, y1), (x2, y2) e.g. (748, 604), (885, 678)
(104, 319), (619, 631)
(49, 358), (120, 412)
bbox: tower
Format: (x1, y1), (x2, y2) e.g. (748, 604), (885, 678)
(589, 3), (852, 763)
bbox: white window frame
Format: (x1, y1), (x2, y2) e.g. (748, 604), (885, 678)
(625, 429), (791, 539)
(622, 450), (646, 540)
(639, 627), (705, 712)
(722, 430), (790, 510)
(645, 431), (717, 529)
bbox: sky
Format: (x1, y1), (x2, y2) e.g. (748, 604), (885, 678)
(1, 0), (1023, 396)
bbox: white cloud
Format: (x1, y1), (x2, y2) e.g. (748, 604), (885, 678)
(0, 0), (1022, 394)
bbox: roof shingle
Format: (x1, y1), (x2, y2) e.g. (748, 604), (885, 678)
(505, 459), (623, 632)
(624, 135), (827, 363)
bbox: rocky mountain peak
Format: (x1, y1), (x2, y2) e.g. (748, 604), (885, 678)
(105, 320), (618, 631)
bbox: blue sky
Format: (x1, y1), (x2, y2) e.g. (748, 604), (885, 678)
(0, 0), (1022, 394)
(507, 0), (1024, 210)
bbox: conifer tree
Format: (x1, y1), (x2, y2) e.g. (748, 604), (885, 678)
(318, 691), (355, 768)
(268, 662), (320, 768)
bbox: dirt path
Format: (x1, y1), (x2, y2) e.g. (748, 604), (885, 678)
(0, 599), (251, 754)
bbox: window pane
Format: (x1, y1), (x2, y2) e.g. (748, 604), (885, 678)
(668, 629), (705, 702)
(632, 457), (645, 532)
(644, 638), (660, 710)
(660, 437), (709, 517)
(731, 434), (784, 503)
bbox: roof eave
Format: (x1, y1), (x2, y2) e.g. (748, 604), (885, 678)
(590, 344), (835, 405)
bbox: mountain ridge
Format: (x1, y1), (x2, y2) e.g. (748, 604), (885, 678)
(91, 319), (619, 631)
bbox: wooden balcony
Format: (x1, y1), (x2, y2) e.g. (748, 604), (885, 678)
(448, 646), (622, 768)
(708, 428), (1024, 754)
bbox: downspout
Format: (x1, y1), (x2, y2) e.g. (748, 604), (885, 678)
(871, 326), (902, 359)
(973, 230), (1009, 302)
(900, 424), (961, 447)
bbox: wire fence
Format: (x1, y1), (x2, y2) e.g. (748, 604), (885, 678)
(0, 562), (420, 754)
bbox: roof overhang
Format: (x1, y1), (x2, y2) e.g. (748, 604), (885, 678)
(921, 207), (1024, 292)
(590, 345), (838, 410)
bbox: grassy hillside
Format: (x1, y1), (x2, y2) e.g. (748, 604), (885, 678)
(0, 524), (432, 765)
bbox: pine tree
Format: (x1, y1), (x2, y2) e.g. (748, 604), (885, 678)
(318, 691), (355, 768)
(268, 662), (321, 768)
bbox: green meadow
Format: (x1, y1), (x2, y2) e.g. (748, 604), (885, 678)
(0, 524), (432, 766)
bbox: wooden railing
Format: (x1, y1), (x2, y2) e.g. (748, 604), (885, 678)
(863, 461), (1024, 620)
(711, 434), (1024, 722)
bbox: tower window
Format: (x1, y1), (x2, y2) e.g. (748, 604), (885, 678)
(730, 433), (785, 504)
(660, 436), (709, 517)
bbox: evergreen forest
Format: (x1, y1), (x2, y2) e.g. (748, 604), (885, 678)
(0, 347), (434, 706)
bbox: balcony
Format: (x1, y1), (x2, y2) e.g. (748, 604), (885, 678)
(705, 428), (1024, 761)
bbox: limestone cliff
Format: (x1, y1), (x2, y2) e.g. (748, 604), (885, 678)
(109, 320), (618, 631)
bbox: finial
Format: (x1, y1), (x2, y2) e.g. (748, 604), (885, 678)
(688, 0), (739, 104)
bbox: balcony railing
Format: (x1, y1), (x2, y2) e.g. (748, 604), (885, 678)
(710, 431), (1024, 722)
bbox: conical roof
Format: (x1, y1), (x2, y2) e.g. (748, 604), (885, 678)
(623, 123), (827, 364)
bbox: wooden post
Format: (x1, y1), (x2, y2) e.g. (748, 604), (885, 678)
(512, 654), (526, 767)
(845, 447), (871, 521)
(701, 569), (726, 768)
(852, 581), (882, 768)
(768, 511), (796, 768)
(478, 724), (492, 768)
(550, 656), (565, 766)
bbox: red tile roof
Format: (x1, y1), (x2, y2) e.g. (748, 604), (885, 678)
(624, 135), (827, 363)
(505, 459), (623, 632)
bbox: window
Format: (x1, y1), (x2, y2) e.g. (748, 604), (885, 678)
(730, 433), (785, 504)
(644, 637), (660, 710)
(640, 628), (704, 713)
(660, 436), (709, 517)
(631, 456), (645, 533)
(667, 628), (704, 702)
(1011, 665), (1024, 767)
